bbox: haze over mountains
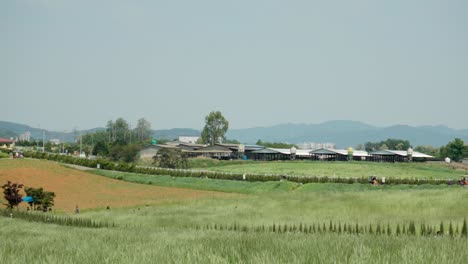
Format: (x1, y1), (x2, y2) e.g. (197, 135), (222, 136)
(1, 120), (467, 148)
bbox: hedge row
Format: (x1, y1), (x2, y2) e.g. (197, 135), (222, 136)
(23, 151), (453, 185)
(198, 219), (468, 238)
(0, 209), (113, 228)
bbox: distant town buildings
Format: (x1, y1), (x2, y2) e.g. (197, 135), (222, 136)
(49, 139), (61, 145)
(18, 132), (31, 142)
(297, 142), (335, 150)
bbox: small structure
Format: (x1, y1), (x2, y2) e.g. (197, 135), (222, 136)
(0, 138), (15, 149)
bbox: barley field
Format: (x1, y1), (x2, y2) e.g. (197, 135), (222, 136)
(1, 159), (468, 263)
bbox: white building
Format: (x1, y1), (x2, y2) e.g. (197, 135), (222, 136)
(18, 132), (31, 142)
(50, 139), (61, 145)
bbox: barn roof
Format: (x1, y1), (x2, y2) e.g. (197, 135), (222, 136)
(310, 148), (369, 157)
(0, 138), (15, 143)
(369, 149), (433, 158)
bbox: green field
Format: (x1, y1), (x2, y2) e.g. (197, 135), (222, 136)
(1, 159), (468, 263)
(190, 160), (467, 180)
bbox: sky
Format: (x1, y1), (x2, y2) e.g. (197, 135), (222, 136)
(2, 0), (467, 131)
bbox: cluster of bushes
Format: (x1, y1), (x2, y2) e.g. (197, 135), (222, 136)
(0, 209), (113, 228)
(197, 219), (468, 238)
(23, 152), (135, 172)
(24, 151), (455, 185)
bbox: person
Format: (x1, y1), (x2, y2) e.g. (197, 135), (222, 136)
(75, 205), (79, 214)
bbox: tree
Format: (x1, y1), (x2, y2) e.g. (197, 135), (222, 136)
(201, 111), (229, 145)
(415, 145), (440, 157)
(443, 138), (465, 162)
(106, 118), (131, 145)
(114, 118), (130, 144)
(2, 181), (24, 209)
(365, 139), (410, 151)
(24, 187), (56, 212)
(256, 140), (297, 149)
(135, 118), (152, 142)
(153, 148), (190, 169)
(109, 144), (141, 162)
(92, 140), (109, 156)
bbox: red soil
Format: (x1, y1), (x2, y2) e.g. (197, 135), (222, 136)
(0, 159), (229, 211)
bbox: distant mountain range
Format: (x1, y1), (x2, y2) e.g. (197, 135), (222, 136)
(226, 120), (468, 147)
(0, 121), (199, 143)
(1, 120), (467, 147)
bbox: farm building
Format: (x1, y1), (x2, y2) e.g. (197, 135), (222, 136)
(192, 144), (234, 159)
(250, 148), (312, 160)
(368, 149), (433, 162)
(138, 144), (180, 161)
(0, 138), (15, 149)
(309, 148), (369, 161)
(176, 143), (205, 152)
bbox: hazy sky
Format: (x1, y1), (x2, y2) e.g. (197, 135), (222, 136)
(2, 0), (467, 131)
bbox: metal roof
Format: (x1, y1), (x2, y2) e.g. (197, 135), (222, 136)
(369, 149), (433, 158)
(270, 148), (313, 156)
(309, 148), (369, 157)
(0, 138), (15, 143)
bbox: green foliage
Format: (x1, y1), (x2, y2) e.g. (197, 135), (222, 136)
(135, 118), (152, 142)
(200, 111), (229, 145)
(1, 181), (24, 209)
(256, 140), (297, 149)
(408, 221), (416, 235)
(92, 140), (109, 156)
(462, 218), (467, 237)
(365, 138), (411, 152)
(441, 138), (465, 162)
(109, 144), (141, 162)
(152, 148), (190, 169)
(223, 138), (241, 144)
(414, 145), (440, 158)
(24, 187), (56, 211)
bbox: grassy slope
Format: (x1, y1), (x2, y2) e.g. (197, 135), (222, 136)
(191, 160), (467, 179)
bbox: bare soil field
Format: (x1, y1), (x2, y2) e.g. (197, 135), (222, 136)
(0, 159), (231, 212)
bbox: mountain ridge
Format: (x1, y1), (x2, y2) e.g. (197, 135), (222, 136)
(1, 120), (467, 147)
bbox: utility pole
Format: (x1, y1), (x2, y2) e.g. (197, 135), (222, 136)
(42, 130), (45, 152)
(80, 134), (82, 155)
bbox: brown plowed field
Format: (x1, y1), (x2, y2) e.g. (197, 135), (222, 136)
(0, 159), (230, 211)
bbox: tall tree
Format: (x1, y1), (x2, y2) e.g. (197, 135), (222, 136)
(442, 138), (465, 162)
(201, 111), (229, 145)
(135, 118), (152, 142)
(106, 120), (115, 142)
